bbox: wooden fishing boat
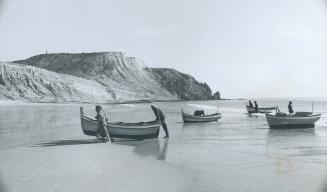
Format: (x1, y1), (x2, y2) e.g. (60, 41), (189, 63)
(266, 112), (321, 129)
(182, 110), (222, 123)
(80, 107), (160, 139)
(246, 105), (276, 114)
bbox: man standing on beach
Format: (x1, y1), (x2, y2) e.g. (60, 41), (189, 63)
(151, 105), (169, 138)
(95, 105), (110, 143)
(288, 101), (294, 114)
(254, 101), (258, 113)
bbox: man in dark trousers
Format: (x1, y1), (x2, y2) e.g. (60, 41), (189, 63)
(288, 101), (294, 114)
(151, 105), (169, 138)
(95, 105), (110, 143)
(254, 101), (258, 113)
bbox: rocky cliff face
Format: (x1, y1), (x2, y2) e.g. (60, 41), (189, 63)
(2, 52), (216, 102)
(149, 68), (212, 100)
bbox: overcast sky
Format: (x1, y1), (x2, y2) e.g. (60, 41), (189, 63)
(0, 0), (326, 98)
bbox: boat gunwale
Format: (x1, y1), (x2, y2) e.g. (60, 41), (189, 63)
(266, 113), (321, 119)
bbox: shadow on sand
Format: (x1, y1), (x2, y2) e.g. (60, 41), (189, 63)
(30, 138), (169, 160)
(30, 139), (100, 147)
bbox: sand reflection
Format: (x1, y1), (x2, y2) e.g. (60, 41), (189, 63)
(116, 139), (169, 161)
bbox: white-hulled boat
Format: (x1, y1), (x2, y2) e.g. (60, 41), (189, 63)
(182, 110), (222, 123)
(80, 107), (160, 139)
(266, 112), (321, 129)
(246, 105), (276, 114)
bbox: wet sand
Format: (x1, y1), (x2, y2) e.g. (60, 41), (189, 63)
(0, 139), (194, 192)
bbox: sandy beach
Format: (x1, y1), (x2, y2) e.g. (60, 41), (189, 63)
(1, 99), (327, 192)
(0, 139), (194, 192)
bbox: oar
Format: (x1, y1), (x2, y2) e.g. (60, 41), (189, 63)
(106, 119), (112, 143)
(102, 112), (111, 143)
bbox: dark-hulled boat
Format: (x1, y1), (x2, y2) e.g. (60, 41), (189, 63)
(246, 105), (276, 114)
(182, 110), (222, 123)
(266, 112), (321, 129)
(80, 107), (160, 139)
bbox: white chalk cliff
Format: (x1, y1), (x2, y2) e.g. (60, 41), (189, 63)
(0, 52), (214, 102)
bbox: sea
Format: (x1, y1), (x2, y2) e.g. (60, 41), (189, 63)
(1, 98), (327, 192)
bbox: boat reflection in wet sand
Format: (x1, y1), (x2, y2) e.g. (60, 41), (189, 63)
(80, 107), (161, 140)
(266, 111), (321, 129)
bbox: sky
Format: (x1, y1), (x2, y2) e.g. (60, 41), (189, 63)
(0, 0), (326, 98)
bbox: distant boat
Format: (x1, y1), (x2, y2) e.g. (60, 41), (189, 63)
(182, 109), (222, 123)
(80, 107), (160, 139)
(246, 105), (276, 114)
(266, 112), (321, 129)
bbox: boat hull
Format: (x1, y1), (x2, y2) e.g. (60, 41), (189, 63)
(80, 108), (160, 140)
(246, 105), (276, 114)
(266, 113), (321, 129)
(182, 111), (222, 123)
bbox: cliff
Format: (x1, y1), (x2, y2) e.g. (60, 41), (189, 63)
(1, 52), (216, 102)
(0, 62), (115, 102)
(149, 68), (212, 100)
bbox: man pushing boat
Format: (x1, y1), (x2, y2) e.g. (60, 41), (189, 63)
(151, 105), (169, 138)
(95, 105), (110, 143)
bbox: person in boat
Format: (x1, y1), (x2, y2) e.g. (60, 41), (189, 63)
(288, 101), (294, 114)
(151, 105), (169, 138)
(254, 101), (258, 113)
(95, 105), (110, 143)
(194, 110), (205, 116)
(248, 100), (253, 107)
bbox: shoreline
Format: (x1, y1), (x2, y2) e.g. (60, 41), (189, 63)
(2, 97), (326, 106)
